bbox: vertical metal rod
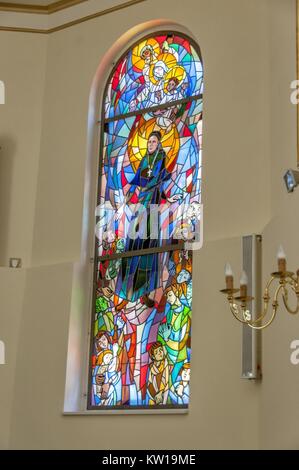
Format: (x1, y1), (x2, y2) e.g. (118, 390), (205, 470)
(242, 234), (262, 380)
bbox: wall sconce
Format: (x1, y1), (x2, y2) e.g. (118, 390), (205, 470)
(220, 245), (299, 330)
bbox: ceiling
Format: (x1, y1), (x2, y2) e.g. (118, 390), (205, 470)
(0, 0), (140, 31)
(0, 1), (57, 4)
(0, 0), (89, 13)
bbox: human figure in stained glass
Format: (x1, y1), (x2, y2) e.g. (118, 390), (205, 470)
(169, 362), (190, 405)
(129, 38), (180, 111)
(176, 268), (192, 308)
(93, 349), (120, 406)
(159, 283), (191, 382)
(91, 330), (123, 406)
(115, 130), (181, 308)
(147, 342), (170, 405)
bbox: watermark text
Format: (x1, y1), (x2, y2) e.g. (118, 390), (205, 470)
(290, 339), (299, 365)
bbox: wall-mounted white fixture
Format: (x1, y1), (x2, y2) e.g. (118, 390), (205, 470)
(0, 80), (5, 105)
(0, 341), (5, 365)
(9, 258), (21, 268)
(240, 235), (262, 379)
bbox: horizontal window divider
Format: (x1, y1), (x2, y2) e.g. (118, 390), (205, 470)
(100, 93), (203, 124)
(87, 404), (188, 411)
(97, 242), (185, 262)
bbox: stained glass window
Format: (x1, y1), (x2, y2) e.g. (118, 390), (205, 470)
(89, 32), (203, 410)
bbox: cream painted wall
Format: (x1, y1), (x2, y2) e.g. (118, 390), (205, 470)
(0, 34), (46, 446)
(259, 0), (299, 449)
(0, 0), (297, 450)
(0, 268), (26, 449)
(0, 33), (47, 267)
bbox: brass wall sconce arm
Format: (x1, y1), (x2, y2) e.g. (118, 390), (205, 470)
(220, 247), (299, 330)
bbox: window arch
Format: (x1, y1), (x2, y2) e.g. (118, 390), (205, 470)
(88, 31), (203, 410)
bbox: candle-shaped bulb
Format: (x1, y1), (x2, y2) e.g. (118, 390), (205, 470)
(277, 245), (286, 260)
(240, 270), (248, 286)
(277, 245), (286, 273)
(240, 270), (248, 298)
(224, 262), (234, 290)
(224, 263), (233, 277)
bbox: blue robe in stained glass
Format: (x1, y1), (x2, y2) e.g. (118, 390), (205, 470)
(115, 147), (172, 301)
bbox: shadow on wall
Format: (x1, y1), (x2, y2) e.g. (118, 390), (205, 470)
(0, 135), (16, 266)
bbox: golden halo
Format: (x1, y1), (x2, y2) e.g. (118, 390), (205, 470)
(157, 52), (178, 69)
(149, 52), (178, 85)
(132, 38), (160, 71)
(163, 66), (186, 93)
(127, 117), (179, 172)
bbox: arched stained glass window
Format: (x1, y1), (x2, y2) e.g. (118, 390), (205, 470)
(89, 32), (203, 410)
